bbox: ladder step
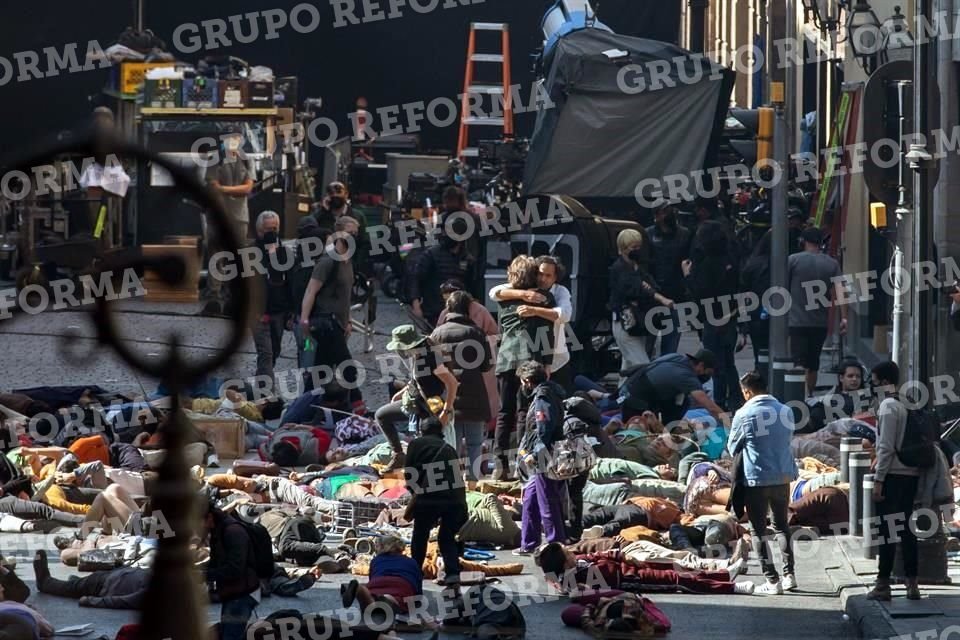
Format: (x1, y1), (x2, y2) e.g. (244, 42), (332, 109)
(471, 53), (505, 63)
(463, 116), (505, 126)
(461, 148), (480, 158)
(472, 22), (508, 31)
(468, 84), (505, 95)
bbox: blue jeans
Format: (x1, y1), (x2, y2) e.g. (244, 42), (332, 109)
(245, 421), (274, 451)
(701, 322), (741, 411)
(573, 376), (618, 411)
(455, 421), (486, 481)
(220, 594), (258, 640)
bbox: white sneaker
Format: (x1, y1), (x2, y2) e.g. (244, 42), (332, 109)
(725, 557), (746, 577)
(755, 580), (783, 595)
(734, 581), (755, 595)
(781, 574), (797, 591)
(580, 525), (604, 540)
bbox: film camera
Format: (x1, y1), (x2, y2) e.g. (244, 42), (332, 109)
(478, 138), (529, 183)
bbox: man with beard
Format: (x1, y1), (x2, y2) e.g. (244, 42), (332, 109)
(619, 350), (726, 426)
(645, 204), (691, 356)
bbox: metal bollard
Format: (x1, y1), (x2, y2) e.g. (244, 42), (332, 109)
(840, 437), (863, 486)
(783, 367), (807, 404)
(863, 474), (876, 559)
(757, 348), (770, 383)
(771, 357), (793, 400)
(848, 452), (871, 537)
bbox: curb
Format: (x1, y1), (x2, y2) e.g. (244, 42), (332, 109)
(841, 587), (898, 640)
(831, 536), (898, 640)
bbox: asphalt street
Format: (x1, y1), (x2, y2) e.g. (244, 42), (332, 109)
(10, 539), (857, 639)
(0, 292), (850, 638)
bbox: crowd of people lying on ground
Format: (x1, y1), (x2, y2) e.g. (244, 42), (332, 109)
(0, 341), (957, 640)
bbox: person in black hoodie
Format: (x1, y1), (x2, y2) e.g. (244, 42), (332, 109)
(683, 221), (743, 411)
(251, 211), (293, 382)
(609, 229), (673, 374)
(203, 502), (262, 640)
(739, 230), (772, 371)
(645, 205), (692, 356)
(411, 187), (477, 326)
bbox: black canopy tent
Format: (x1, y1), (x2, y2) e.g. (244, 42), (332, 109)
(524, 29), (736, 200)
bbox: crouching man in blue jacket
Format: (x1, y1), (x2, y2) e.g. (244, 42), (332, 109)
(727, 371), (799, 595)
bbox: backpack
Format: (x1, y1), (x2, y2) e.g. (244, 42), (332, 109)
(227, 516), (276, 579)
(897, 406), (940, 469)
(465, 585), (526, 639)
(545, 415), (597, 481)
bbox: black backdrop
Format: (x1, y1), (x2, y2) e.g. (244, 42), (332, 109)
(0, 0), (680, 163)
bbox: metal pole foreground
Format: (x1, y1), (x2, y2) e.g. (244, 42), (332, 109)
(783, 367), (806, 404)
(771, 357), (792, 401)
(863, 474), (877, 559)
(839, 437), (863, 486)
(848, 451), (871, 537)
(757, 348), (770, 384)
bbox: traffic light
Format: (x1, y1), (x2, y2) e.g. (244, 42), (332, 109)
(728, 107), (775, 170)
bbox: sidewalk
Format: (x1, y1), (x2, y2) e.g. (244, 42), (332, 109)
(834, 535), (960, 640)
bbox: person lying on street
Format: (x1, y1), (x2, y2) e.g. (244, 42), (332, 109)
(341, 535), (432, 628)
(537, 542), (755, 595)
(33, 549), (148, 609)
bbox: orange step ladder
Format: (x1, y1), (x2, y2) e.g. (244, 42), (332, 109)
(456, 22), (514, 161)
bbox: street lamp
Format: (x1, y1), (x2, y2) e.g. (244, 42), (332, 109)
(847, 0), (883, 73)
(880, 6), (913, 64)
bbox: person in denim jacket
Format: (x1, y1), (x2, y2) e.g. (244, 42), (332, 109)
(727, 371), (798, 595)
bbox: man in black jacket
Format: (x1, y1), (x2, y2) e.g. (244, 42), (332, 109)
(645, 205), (691, 356)
(203, 503), (262, 640)
(411, 187), (476, 326)
(405, 416), (468, 589)
(252, 211), (292, 382)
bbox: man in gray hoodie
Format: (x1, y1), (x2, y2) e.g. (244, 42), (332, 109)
(867, 361), (921, 601)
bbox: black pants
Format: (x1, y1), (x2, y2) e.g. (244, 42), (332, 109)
(567, 472), (588, 538)
(494, 371), (521, 459)
(748, 318), (770, 371)
(743, 483), (794, 583)
(411, 500), (468, 583)
(308, 321), (362, 404)
(0, 568), (30, 603)
(0, 497), (84, 525)
(877, 474), (921, 580)
(582, 504), (649, 538)
(375, 401), (409, 453)
(278, 516), (330, 566)
(253, 314), (287, 381)
(550, 364), (572, 396)
(38, 570), (109, 599)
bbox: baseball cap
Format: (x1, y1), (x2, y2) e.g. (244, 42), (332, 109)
(690, 348), (717, 369)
